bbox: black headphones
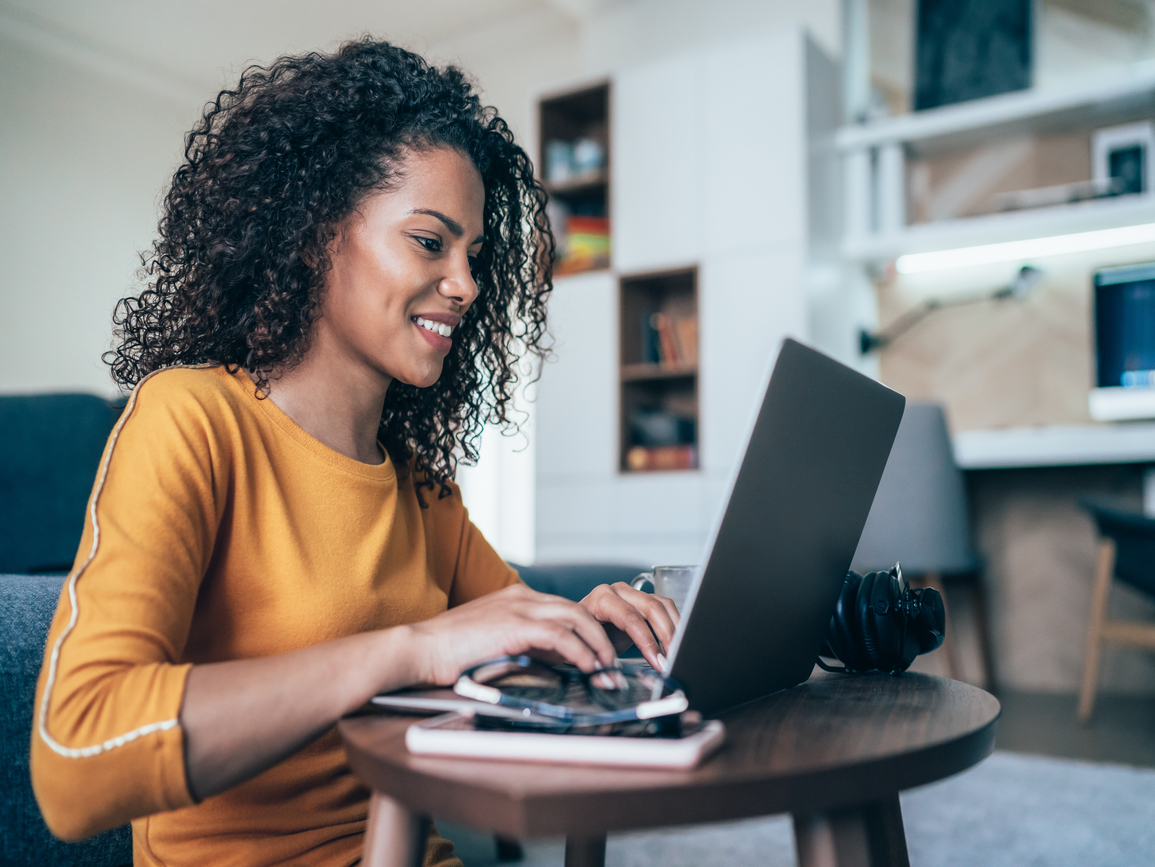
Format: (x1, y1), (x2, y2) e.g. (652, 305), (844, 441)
(818, 563), (945, 675)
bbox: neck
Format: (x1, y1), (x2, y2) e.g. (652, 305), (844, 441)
(255, 357), (390, 466)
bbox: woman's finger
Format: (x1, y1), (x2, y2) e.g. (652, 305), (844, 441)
(511, 619), (609, 673)
(609, 582), (680, 647)
(594, 583), (679, 654)
(583, 588), (668, 669)
(650, 591), (683, 625)
(517, 598), (621, 670)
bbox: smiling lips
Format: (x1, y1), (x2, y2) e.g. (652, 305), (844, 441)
(413, 315), (455, 337)
(411, 315), (458, 354)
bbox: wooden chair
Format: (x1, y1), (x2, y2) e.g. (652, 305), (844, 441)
(1078, 499), (1155, 723)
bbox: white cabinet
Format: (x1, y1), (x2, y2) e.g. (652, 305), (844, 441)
(535, 27), (839, 566)
(698, 248), (806, 474)
(535, 270), (618, 482)
(612, 54), (703, 272)
(701, 31), (808, 253)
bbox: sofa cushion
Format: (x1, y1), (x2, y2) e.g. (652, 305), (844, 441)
(0, 393), (123, 574)
(1, 574), (131, 866)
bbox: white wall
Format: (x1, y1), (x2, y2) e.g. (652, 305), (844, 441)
(0, 31), (194, 395)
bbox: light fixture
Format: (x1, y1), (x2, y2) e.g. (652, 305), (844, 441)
(895, 223), (1155, 274)
(860, 265), (1043, 355)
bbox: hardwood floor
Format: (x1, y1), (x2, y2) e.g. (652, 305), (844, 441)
(994, 689), (1155, 768)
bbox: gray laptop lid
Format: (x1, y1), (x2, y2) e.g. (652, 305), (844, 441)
(667, 338), (905, 715)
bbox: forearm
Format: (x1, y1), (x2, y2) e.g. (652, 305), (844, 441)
(179, 623), (421, 801)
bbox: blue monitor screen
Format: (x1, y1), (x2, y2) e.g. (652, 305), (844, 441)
(1095, 263), (1155, 389)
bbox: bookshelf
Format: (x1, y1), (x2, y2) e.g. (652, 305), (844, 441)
(539, 82), (611, 275)
(618, 267), (699, 473)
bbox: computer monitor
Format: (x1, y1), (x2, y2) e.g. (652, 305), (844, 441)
(1089, 262), (1155, 422)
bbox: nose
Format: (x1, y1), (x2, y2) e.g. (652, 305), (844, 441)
(438, 254), (479, 309)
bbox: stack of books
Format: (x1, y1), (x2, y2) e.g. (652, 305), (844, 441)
(557, 215), (610, 274)
(626, 444), (698, 472)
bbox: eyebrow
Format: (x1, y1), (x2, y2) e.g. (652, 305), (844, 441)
(409, 208), (485, 244)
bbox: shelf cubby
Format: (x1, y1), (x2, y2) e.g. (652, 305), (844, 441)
(539, 82), (611, 275)
(618, 267), (699, 473)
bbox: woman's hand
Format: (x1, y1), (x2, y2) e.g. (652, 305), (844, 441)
(180, 581), (675, 802)
(579, 582), (681, 670)
(181, 583), (618, 801)
(406, 583), (623, 686)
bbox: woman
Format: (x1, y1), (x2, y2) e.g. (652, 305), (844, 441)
(31, 39), (677, 866)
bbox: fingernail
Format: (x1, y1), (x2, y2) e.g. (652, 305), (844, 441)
(657, 653), (668, 670)
(592, 671), (623, 690)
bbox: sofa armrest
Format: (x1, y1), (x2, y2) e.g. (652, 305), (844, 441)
(1, 574), (132, 865)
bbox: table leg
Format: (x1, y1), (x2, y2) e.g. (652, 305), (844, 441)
(793, 793), (909, 867)
(564, 834), (607, 867)
(362, 790), (430, 867)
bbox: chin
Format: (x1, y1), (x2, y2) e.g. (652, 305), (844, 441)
(396, 367), (445, 389)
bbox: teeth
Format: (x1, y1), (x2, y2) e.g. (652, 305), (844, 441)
(414, 316), (454, 338)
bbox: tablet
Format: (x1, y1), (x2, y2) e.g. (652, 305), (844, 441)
(404, 712), (725, 768)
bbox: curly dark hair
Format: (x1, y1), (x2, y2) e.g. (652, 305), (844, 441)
(106, 38), (554, 500)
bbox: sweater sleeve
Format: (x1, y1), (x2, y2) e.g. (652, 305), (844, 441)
(30, 371), (224, 840)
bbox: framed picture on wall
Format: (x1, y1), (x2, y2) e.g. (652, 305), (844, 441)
(1093, 121), (1155, 198)
(914, 0), (1032, 111)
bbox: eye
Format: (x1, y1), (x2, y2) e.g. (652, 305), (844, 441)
(415, 235), (443, 253)
(468, 255), (481, 279)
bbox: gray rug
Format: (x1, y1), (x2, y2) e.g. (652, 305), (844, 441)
(438, 751), (1155, 866)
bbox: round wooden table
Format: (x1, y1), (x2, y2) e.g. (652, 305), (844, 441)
(340, 671), (1000, 867)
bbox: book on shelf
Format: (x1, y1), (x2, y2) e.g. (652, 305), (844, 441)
(674, 316), (698, 366)
(626, 444), (698, 472)
(652, 313), (680, 366)
(641, 312), (698, 368)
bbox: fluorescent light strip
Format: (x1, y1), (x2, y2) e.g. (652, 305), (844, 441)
(895, 222), (1155, 274)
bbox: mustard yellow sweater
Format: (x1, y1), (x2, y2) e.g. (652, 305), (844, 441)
(31, 366), (518, 866)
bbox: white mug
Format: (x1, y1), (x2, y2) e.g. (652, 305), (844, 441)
(631, 565), (697, 612)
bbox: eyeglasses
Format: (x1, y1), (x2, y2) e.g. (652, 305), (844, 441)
(454, 655), (688, 731)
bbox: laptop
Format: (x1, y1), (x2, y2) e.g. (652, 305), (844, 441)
(376, 338), (905, 718)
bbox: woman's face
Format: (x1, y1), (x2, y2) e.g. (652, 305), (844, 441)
(312, 147), (485, 391)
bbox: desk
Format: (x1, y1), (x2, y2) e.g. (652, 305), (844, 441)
(953, 423), (1155, 514)
(340, 672), (999, 867)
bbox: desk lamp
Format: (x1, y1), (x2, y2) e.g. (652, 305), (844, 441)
(859, 264), (1043, 355)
